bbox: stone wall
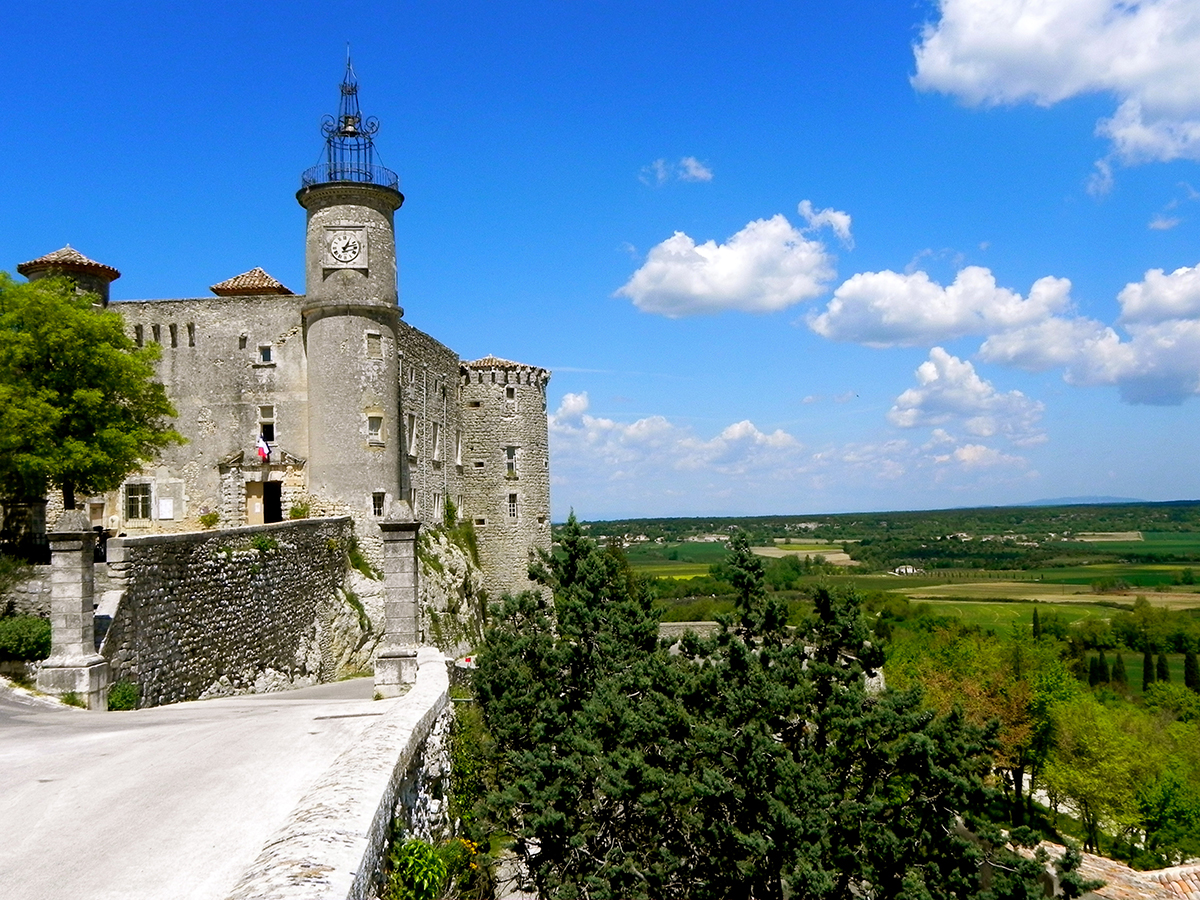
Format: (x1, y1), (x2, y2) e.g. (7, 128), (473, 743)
(418, 527), (486, 657)
(99, 517), (373, 707)
(2, 566), (51, 618)
(397, 319), (464, 529)
(460, 359), (552, 599)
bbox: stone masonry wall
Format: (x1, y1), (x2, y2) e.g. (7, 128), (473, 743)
(2, 566), (51, 618)
(397, 319), (464, 529)
(460, 360), (552, 600)
(99, 517), (363, 707)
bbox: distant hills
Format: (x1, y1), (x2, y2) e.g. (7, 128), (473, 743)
(1021, 496), (1146, 506)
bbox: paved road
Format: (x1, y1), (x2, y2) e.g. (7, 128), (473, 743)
(0, 678), (394, 900)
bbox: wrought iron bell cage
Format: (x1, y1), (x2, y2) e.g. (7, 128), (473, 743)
(301, 58), (399, 191)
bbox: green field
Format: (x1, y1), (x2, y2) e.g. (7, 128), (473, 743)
(1060, 531), (1200, 556)
(911, 599), (1116, 631)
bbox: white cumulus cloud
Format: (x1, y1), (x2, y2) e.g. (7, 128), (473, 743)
(913, 0), (1200, 163)
(616, 214), (837, 317)
(809, 266), (1072, 347)
(798, 200), (854, 247)
(889, 348), (1046, 445)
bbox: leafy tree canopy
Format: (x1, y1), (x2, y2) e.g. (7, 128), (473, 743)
(475, 517), (1086, 899)
(0, 273), (183, 508)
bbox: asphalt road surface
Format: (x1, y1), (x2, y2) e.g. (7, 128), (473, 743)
(0, 677), (392, 900)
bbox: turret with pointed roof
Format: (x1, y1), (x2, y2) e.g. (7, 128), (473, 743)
(17, 246), (121, 306)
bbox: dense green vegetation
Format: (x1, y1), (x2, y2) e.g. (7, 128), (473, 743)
(564, 501), (1200, 575)
(463, 520), (1095, 899)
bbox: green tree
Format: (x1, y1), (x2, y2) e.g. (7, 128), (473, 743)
(1158, 653), (1171, 683)
(1185, 649), (1200, 693)
(477, 516), (1062, 899)
(1144, 648), (1156, 693)
(0, 274), (183, 509)
(1111, 652), (1128, 688)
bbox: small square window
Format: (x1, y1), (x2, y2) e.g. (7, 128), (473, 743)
(474, 518), (486, 526)
(468, 400), (482, 409)
(368, 415), (383, 443)
(508, 493), (518, 519)
(506, 447), (517, 477)
(473, 461), (485, 469)
(239, 334), (247, 350)
(258, 345), (272, 363)
(260, 422), (275, 442)
(372, 492), (386, 516)
(366, 332), (382, 359)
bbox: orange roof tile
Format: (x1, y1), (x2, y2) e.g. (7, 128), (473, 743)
(462, 354), (548, 373)
(17, 246), (120, 282)
(209, 267), (294, 296)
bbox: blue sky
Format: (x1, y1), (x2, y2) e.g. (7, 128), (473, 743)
(5, 1), (1200, 520)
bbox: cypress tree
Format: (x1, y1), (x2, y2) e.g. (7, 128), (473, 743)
(1111, 653), (1128, 687)
(1088, 656), (1100, 687)
(1143, 648), (1155, 693)
(1097, 649), (1110, 684)
(1184, 649), (1200, 692)
(1157, 653), (1171, 683)
(1032, 608), (1042, 640)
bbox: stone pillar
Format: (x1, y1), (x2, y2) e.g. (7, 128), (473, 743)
(36, 510), (109, 709)
(374, 514), (421, 697)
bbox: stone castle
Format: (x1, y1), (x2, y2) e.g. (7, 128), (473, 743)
(14, 61), (551, 600)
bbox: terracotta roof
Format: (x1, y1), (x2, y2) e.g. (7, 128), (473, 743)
(209, 267), (294, 296)
(1034, 842), (1200, 900)
(462, 354), (547, 372)
(17, 246), (120, 282)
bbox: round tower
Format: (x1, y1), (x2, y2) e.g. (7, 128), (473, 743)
(298, 59), (405, 515)
(17, 246), (120, 306)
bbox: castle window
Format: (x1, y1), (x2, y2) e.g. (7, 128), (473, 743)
(125, 483), (151, 520)
(239, 334), (248, 350)
(468, 400), (482, 409)
(408, 488), (417, 510)
(134, 324), (144, 347)
(508, 493), (518, 519)
(365, 332), (382, 359)
(368, 415), (384, 445)
(505, 446), (517, 477)
(372, 492), (386, 517)
(187, 322), (196, 346)
(152, 324), (161, 344)
(455, 431), (462, 466)
(505, 386), (516, 411)
(169, 324), (178, 348)
(433, 492), (442, 517)
(258, 345), (272, 363)
(475, 518), (486, 526)
(473, 461), (485, 468)
(406, 414), (417, 456)
(259, 406), (276, 443)
(432, 422), (442, 461)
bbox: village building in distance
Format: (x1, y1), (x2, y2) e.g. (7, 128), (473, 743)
(14, 61), (551, 600)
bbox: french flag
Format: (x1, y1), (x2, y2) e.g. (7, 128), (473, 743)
(256, 436), (270, 461)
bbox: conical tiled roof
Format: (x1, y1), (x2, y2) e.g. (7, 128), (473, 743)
(17, 246), (120, 282)
(462, 354), (547, 372)
(209, 267), (294, 296)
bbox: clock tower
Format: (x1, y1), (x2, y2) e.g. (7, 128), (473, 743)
(298, 58), (405, 515)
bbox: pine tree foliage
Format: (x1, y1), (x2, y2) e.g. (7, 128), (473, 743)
(1157, 653), (1171, 683)
(475, 517), (1076, 900)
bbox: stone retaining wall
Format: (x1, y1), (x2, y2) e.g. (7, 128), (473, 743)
(2, 566), (51, 618)
(99, 517), (365, 707)
(225, 646), (451, 900)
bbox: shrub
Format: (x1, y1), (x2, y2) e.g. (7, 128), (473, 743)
(386, 838), (446, 900)
(250, 534), (278, 553)
(288, 502), (310, 520)
(347, 536), (380, 580)
(60, 691), (85, 708)
(0, 615), (51, 661)
(198, 511), (220, 529)
(108, 681), (140, 710)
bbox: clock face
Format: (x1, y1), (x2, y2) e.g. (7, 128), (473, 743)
(329, 232), (361, 263)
